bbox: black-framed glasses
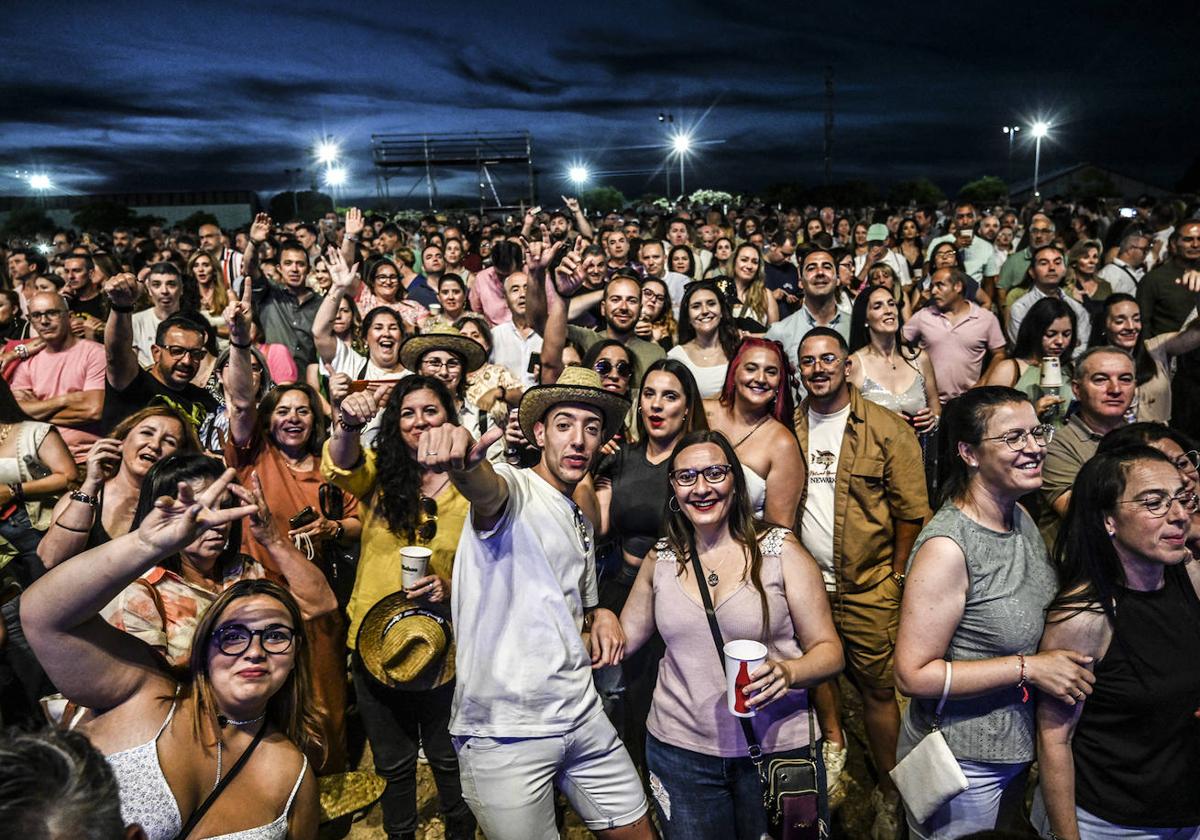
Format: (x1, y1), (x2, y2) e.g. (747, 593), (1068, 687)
(670, 463), (734, 486)
(162, 345), (207, 362)
(981, 424), (1055, 451)
(594, 359), (633, 378)
(28, 309), (66, 321)
(416, 495), (438, 544)
(423, 357), (462, 371)
(212, 624), (296, 656)
(1120, 490), (1199, 518)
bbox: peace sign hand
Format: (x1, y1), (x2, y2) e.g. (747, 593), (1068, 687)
(223, 273), (254, 346)
(133, 469), (258, 558)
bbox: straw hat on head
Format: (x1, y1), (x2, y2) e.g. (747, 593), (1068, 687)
(399, 324), (486, 375)
(518, 366), (631, 447)
(356, 593), (454, 692)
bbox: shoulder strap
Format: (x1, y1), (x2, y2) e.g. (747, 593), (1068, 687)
(134, 577), (169, 631)
(282, 755), (309, 815)
(177, 723), (267, 840)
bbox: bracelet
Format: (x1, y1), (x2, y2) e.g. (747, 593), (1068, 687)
(14, 343), (28, 360)
(53, 520), (91, 533)
(8, 483), (24, 504)
(1017, 653), (1030, 703)
(70, 490), (99, 507)
(345, 234), (359, 243)
(109, 303), (134, 314)
(230, 340), (252, 350)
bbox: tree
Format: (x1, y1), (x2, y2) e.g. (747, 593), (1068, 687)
(1, 205), (55, 240)
(268, 190), (334, 222)
(957, 176), (1008, 206)
(72, 201), (137, 233)
(579, 186), (627, 213)
(888, 178), (945, 207)
(175, 210), (220, 231)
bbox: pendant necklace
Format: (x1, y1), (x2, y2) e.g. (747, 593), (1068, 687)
(701, 553), (728, 587)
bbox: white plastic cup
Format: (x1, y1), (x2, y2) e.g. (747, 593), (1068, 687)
(1040, 356), (1063, 388)
(400, 546), (432, 590)
(723, 639), (768, 718)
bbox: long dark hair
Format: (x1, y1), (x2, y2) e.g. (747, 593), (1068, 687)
(847, 284), (919, 372)
(718, 337), (796, 425)
(374, 376), (459, 539)
(668, 245), (696, 278)
(582, 340), (637, 399)
(1048, 446), (1176, 625)
(1012, 297), (1078, 364)
(677, 280), (741, 361)
(634, 358), (709, 443)
(259, 383), (327, 457)
(0, 377), (35, 423)
(1092, 293), (1156, 386)
(133, 454), (243, 575)
(663, 430), (770, 639)
(936, 387), (1031, 508)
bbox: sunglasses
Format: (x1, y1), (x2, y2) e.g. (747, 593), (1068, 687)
(594, 359), (633, 378)
(416, 495), (438, 544)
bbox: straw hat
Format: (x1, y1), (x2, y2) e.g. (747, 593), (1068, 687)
(319, 770), (387, 823)
(356, 593), (454, 692)
(399, 324), (486, 374)
(518, 366), (631, 446)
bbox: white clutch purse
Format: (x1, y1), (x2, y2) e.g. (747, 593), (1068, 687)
(889, 661), (970, 823)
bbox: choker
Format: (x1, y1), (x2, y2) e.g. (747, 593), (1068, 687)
(217, 712), (267, 727)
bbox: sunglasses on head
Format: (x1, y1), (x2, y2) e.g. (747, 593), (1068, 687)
(594, 359), (632, 378)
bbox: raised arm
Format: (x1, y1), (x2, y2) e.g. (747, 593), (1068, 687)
(224, 277), (258, 448)
(536, 239), (583, 385)
(243, 212), (272, 290)
(562, 196), (594, 240)
(312, 247), (357, 365)
(39, 439), (120, 568)
(417, 422), (509, 530)
(102, 272), (142, 391)
(21, 469), (257, 710)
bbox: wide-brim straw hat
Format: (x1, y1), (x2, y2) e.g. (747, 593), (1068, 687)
(319, 770), (387, 823)
(518, 366), (631, 447)
(356, 593), (454, 692)
(399, 324), (486, 374)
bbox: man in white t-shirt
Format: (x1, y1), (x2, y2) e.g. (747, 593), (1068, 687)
(131, 263), (184, 367)
(416, 366), (651, 840)
(793, 327), (929, 835)
(490, 271), (543, 388)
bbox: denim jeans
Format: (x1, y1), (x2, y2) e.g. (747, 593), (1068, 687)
(646, 733), (828, 840)
(351, 659), (472, 838)
(905, 759), (1029, 839)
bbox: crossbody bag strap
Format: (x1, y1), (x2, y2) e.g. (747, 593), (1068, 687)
(687, 533), (765, 766)
(177, 723), (267, 840)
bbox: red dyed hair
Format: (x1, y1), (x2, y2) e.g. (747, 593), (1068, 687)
(718, 336), (796, 424)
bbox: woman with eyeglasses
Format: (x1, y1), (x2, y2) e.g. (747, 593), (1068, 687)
(618, 429), (843, 838)
(1034, 446), (1200, 840)
(592, 359), (708, 771)
(22, 471), (322, 839)
(323, 375), (478, 840)
(980, 297), (1077, 429)
(894, 387), (1092, 838)
(635, 276), (676, 350)
(704, 337), (804, 527)
(669, 281), (741, 399)
(350, 252), (430, 334)
(1091, 294), (1200, 424)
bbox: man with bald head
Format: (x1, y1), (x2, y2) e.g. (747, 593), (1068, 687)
(9, 291), (106, 462)
(199, 221), (242, 288)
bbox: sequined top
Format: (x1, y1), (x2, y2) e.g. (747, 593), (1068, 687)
(859, 372), (927, 418)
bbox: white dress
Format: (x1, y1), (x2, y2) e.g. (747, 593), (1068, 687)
(667, 345), (728, 398)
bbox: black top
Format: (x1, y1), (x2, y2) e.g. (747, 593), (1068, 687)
(102, 368), (219, 434)
(596, 443), (671, 562)
(68, 293), (106, 321)
(1071, 563), (1200, 827)
(764, 261), (800, 319)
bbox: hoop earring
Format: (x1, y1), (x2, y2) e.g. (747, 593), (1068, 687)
(668, 497), (681, 513)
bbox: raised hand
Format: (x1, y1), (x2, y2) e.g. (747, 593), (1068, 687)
(234, 472), (284, 548)
(554, 235), (587, 293)
(338, 387), (384, 430)
(250, 212), (273, 244)
(103, 273), (141, 310)
(83, 438), (123, 489)
(416, 423), (504, 473)
(562, 195), (581, 214)
(223, 273), (253, 346)
(344, 207), (365, 238)
(134, 469), (258, 558)
(325, 246), (359, 291)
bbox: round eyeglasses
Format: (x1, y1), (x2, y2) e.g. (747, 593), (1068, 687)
(212, 624), (296, 656)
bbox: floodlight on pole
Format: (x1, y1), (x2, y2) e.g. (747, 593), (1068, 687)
(323, 166), (347, 188)
(1002, 125), (1020, 181)
(1030, 121), (1050, 199)
(672, 132), (693, 198)
(29, 174), (52, 191)
(316, 139), (340, 166)
(568, 165), (589, 186)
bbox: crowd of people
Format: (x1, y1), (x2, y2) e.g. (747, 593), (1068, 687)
(1, 191), (1199, 840)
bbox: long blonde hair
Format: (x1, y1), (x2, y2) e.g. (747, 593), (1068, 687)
(732, 243), (769, 321)
(187, 251), (228, 316)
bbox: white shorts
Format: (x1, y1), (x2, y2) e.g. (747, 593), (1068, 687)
(453, 709), (648, 840)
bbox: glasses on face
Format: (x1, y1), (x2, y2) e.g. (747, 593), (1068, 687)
(1029, 226), (1055, 236)
(1173, 450), (1200, 472)
(643, 291), (665, 305)
(416, 495), (438, 543)
(594, 359), (632, 378)
(798, 352), (842, 369)
(423, 357), (462, 372)
(28, 309), (65, 321)
(981, 424), (1055, 451)
(670, 463), (734, 486)
(1120, 490), (1200, 518)
(163, 345), (207, 362)
(212, 623), (296, 656)
(374, 274), (399, 286)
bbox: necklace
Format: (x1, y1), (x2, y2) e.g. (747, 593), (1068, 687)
(214, 712), (266, 784)
(700, 553), (728, 587)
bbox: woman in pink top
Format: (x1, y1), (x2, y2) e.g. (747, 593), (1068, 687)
(619, 430), (843, 840)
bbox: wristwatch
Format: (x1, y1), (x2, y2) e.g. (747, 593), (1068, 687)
(891, 571), (907, 587)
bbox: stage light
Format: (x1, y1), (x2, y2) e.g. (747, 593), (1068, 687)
(316, 140), (340, 165)
(29, 174), (52, 191)
(672, 133), (692, 155)
(1031, 121), (1049, 139)
(568, 165), (589, 185)
(323, 166), (347, 187)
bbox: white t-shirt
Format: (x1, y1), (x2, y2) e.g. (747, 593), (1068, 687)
(490, 321), (543, 388)
(450, 464), (601, 737)
(801, 404), (850, 591)
(131, 309), (164, 368)
(327, 342), (409, 447)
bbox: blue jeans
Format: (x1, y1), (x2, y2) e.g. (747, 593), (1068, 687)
(905, 758), (1029, 839)
(646, 733), (828, 840)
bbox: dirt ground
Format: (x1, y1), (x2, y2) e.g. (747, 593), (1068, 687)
(338, 677), (884, 840)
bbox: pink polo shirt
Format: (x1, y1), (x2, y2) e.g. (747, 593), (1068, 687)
(9, 339), (106, 460)
(467, 266), (512, 326)
(902, 303), (1006, 403)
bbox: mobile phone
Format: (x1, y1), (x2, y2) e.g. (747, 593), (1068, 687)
(527, 352), (541, 374)
(289, 506), (319, 529)
(1119, 208), (1137, 219)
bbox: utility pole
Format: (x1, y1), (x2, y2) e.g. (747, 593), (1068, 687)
(823, 66), (834, 186)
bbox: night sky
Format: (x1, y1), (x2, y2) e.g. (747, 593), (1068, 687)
(4, 0), (1199, 205)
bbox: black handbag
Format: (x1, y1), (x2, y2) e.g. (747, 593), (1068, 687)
(688, 536), (825, 840)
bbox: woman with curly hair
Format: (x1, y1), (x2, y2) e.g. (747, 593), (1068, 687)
(322, 375), (478, 840)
